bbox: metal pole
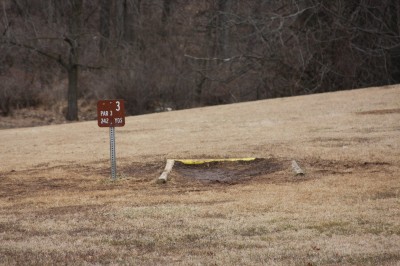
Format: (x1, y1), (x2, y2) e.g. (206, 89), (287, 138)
(109, 126), (117, 179)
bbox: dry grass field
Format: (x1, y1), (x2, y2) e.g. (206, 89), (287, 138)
(0, 86), (400, 265)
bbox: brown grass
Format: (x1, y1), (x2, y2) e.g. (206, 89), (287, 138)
(1, 86), (400, 265)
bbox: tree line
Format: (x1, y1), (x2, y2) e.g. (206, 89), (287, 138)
(1, 0), (399, 120)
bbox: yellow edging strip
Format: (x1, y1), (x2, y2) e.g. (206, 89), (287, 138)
(174, 158), (256, 165)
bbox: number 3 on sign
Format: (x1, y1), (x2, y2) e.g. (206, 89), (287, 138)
(116, 101), (120, 111)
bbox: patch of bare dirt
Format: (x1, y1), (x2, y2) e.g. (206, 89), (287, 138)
(1, 157), (393, 202)
(119, 161), (165, 181)
(173, 158), (284, 184)
(0, 162), (163, 201)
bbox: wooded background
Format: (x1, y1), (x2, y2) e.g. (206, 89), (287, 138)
(1, 0), (399, 120)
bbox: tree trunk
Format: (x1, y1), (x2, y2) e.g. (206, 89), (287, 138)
(161, 0), (171, 23)
(161, 0), (171, 37)
(65, 0), (82, 121)
(99, 0), (111, 56)
(217, 0), (232, 58)
(115, 1), (124, 41)
(123, 0), (136, 43)
(46, 0), (55, 24)
(66, 65), (78, 121)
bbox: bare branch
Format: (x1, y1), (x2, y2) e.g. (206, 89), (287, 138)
(4, 39), (68, 69)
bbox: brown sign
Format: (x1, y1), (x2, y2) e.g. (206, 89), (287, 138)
(97, 100), (125, 127)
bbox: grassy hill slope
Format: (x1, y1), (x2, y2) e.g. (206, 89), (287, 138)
(0, 86), (399, 265)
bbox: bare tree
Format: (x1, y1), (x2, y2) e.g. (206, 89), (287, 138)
(1, 0), (97, 121)
(2, 0), (399, 120)
(65, 0), (83, 121)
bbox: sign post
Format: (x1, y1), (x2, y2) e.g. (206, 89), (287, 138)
(97, 100), (125, 180)
(109, 126), (116, 179)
